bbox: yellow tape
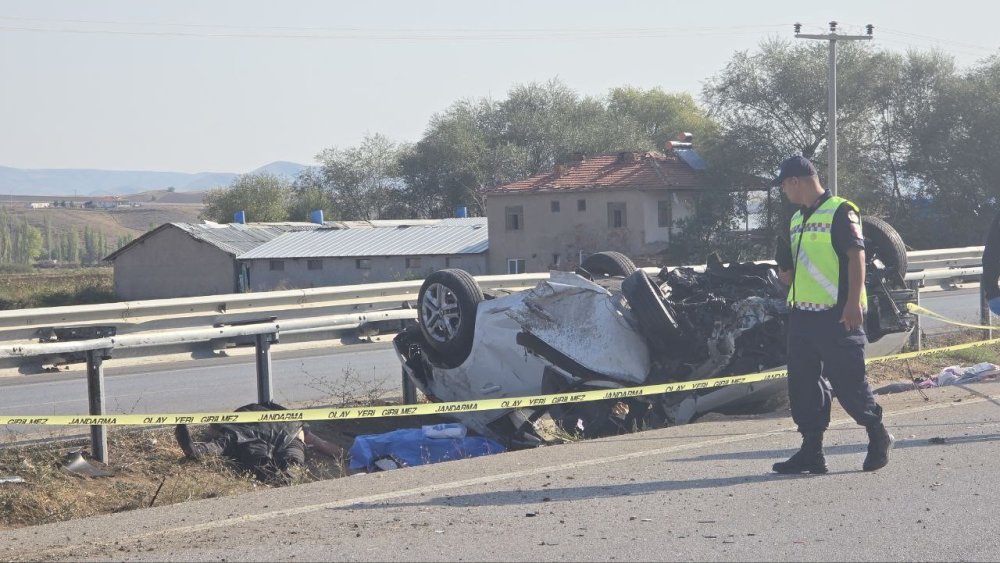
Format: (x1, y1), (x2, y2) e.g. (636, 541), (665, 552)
(907, 303), (996, 331)
(3, 334), (999, 426)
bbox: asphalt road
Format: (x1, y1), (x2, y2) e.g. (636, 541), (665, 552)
(0, 288), (986, 444)
(2, 382), (998, 562)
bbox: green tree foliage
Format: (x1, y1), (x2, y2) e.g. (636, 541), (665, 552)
(201, 172), (291, 223)
(397, 80), (711, 217)
(312, 133), (410, 221)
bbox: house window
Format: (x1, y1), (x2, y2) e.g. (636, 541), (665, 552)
(505, 206), (523, 230)
(658, 198), (673, 229)
(507, 258), (526, 274)
(307, 259), (323, 270)
(577, 199), (586, 211)
(405, 257), (421, 269)
(551, 201), (560, 212)
(552, 254), (561, 267)
(269, 260), (284, 271)
(356, 258), (371, 269)
(608, 202), (627, 228)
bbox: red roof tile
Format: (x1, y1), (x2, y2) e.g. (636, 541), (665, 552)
(490, 151), (704, 193)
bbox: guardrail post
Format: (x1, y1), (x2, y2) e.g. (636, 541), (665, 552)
(981, 287), (994, 341)
(402, 369), (417, 405)
(255, 334), (274, 404)
(85, 349), (108, 464)
(908, 280), (921, 351)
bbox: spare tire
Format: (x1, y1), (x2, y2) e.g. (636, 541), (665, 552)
(862, 216), (907, 277)
(621, 270), (685, 354)
(417, 269), (484, 367)
(580, 251), (636, 277)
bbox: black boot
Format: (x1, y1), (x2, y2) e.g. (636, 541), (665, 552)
(773, 431), (828, 474)
(175, 425), (223, 460)
(863, 423), (894, 471)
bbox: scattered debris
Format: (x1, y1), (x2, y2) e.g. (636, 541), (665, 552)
(348, 424), (504, 474)
(876, 363), (1000, 395)
(0, 476), (26, 484)
(62, 450), (113, 478)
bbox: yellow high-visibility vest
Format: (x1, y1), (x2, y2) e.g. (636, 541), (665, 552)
(788, 196), (867, 311)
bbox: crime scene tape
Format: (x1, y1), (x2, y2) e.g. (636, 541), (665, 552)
(907, 303), (996, 331)
(2, 311), (998, 426)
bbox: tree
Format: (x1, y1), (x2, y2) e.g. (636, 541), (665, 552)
(314, 133), (410, 221)
(287, 167), (336, 222)
(201, 172), (291, 223)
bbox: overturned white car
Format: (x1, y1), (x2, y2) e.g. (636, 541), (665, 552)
(393, 218), (915, 446)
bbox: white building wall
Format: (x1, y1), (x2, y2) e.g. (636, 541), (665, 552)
(244, 253), (488, 291)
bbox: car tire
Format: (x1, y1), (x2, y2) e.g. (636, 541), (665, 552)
(580, 251), (636, 277)
(417, 269), (484, 366)
(862, 216), (907, 277)
(621, 270), (685, 354)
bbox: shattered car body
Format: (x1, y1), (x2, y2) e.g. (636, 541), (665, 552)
(394, 227), (916, 445)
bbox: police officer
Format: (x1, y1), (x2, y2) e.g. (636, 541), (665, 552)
(771, 155), (893, 474)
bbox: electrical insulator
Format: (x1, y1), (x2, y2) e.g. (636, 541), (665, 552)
(866, 24), (874, 36)
(829, 20), (838, 32)
(794, 22), (802, 34)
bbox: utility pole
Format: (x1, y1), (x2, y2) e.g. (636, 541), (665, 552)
(795, 21), (873, 196)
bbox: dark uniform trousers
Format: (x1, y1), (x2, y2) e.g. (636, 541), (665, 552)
(787, 308), (882, 432)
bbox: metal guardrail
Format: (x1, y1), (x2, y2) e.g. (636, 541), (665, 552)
(0, 248), (990, 463)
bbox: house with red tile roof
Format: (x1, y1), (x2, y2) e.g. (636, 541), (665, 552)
(486, 138), (712, 274)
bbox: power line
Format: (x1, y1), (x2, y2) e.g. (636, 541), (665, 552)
(0, 18), (790, 41)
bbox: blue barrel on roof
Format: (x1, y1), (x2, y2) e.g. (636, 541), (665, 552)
(233, 210), (246, 224)
(310, 209), (324, 224)
(454, 206), (468, 218)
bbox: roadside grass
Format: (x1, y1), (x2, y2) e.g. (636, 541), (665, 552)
(1, 330), (998, 530)
(867, 330), (1000, 384)
(0, 267), (115, 310)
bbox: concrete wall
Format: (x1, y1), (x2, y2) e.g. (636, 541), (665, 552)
(243, 253), (488, 291)
(113, 226), (236, 300)
(487, 190), (697, 273)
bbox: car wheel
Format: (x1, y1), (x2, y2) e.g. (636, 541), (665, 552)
(621, 270), (685, 355)
(417, 269), (484, 366)
(862, 216), (907, 278)
(580, 251), (636, 277)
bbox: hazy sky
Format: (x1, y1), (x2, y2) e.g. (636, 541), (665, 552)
(1, 0), (996, 173)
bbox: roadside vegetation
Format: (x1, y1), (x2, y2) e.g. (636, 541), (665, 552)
(0, 335), (997, 530)
(0, 267), (115, 310)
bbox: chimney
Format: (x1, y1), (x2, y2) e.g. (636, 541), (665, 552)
(616, 151), (637, 163)
(454, 206), (468, 218)
(233, 210), (246, 224)
(554, 164), (566, 176)
(309, 209), (325, 224)
(569, 152), (586, 162)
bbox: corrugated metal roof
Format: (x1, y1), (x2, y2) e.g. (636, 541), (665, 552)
(238, 219), (489, 259)
(175, 222), (323, 255)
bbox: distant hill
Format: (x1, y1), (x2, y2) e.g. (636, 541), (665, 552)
(0, 161), (313, 196)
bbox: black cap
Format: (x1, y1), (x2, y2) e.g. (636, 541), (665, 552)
(771, 155), (817, 186)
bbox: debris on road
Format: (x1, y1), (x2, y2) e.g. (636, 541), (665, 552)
(347, 424), (504, 474)
(875, 362), (1000, 395)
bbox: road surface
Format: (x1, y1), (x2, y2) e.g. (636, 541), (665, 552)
(1, 381), (998, 561)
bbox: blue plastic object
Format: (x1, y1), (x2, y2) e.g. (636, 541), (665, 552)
(348, 428), (505, 473)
